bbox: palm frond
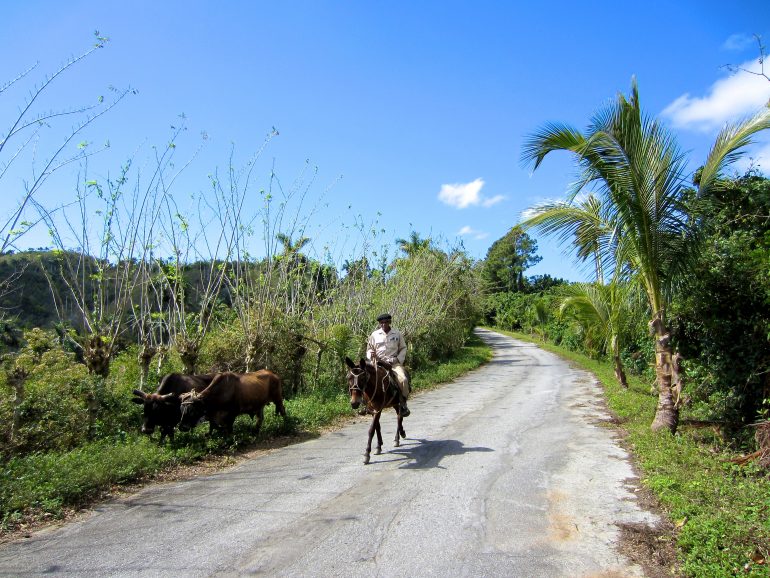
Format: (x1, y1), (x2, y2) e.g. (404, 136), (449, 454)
(521, 123), (586, 170)
(698, 107), (770, 195)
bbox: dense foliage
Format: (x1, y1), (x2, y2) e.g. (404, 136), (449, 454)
(672, 173), (770, 426)
(481, 225), (542, 292)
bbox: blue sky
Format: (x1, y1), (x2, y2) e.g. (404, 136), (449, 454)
(2, 0), (769, 281)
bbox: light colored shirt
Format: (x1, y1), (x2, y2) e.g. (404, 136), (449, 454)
(366, 327), (406, 365)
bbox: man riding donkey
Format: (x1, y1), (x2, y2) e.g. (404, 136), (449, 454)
(366, 313), (410, 417)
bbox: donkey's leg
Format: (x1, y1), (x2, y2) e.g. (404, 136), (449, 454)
(394, 413), (404, 446)
(374, 411), (383, 455)
(364, 412), (380, 464)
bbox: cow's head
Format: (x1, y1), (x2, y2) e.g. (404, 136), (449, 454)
(178, 391), (205, 432)
(132, 389), (180, 435)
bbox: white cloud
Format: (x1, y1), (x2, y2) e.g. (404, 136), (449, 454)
(482, 194), (506, 208)
(438, 178), (485, 208)
(437, 178), (506, 209)
(458, 225), (488, 240)
(662, 59), (770, 132)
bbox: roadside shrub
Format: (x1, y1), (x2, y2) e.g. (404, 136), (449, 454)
(0, 437), (169, 521)
(1, 342), (91, 458)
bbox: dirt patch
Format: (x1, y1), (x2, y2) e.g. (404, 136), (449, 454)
(609, 436), (681, 576)
(608, 435), (681, 577)
(618, 519), (679, 578)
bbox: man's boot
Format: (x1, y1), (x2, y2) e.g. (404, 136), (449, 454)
(399, 394), (410, 417)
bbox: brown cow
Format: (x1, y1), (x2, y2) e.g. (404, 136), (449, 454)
(178, 370), (287, 437)
(132, 373), (216, 443)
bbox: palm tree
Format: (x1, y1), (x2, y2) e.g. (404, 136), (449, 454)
(396, 231), (431, 257)
(522, 79), (770, 433)
(559, 281), (638, 388)
(276, 233), (310, 271)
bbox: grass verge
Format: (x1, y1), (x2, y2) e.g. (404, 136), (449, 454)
(0, 333), (492, 539)
(496, 329), (770, 578)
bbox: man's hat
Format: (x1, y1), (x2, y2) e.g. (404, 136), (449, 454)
(376, 313), (392, 323)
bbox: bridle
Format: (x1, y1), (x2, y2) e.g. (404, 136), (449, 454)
(347, 366), (368, 397)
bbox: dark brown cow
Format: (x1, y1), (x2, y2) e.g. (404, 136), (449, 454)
(132, 373), (216, 443)
(178, 370), (287, 437)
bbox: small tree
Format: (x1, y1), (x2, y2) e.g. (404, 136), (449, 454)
(559, 281), (640, 387)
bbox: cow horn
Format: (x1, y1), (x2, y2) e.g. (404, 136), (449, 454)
(132, 389), (147, 399)
(159, 393), (175, 401)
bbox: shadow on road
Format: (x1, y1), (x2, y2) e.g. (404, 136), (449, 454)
(383, 438), (493, 470)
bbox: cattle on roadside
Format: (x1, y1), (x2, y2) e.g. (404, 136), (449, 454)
(178, 370), (287, 437)
(132, 373), (216, 443)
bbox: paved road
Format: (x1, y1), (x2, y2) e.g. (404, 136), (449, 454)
(0, 329), (658, 577)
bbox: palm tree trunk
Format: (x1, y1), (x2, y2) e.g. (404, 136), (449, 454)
(650, 314), (679, 434)
(613, 354), (628, 388)
(610, 335), (628, 388)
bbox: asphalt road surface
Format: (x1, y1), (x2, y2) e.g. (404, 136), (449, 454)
(0, 329), (660, 577)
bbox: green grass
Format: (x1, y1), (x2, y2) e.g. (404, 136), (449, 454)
(0, 438), (171, 526)
(496, 328), (770, 578)
(0, 334), (492, 536)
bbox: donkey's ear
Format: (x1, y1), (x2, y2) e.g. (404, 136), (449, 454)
(359, 358), (367, 368)
(345, 357), (355, 369)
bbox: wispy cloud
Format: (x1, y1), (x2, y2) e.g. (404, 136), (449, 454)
(482, 194), (505, 208)
(722, 33), (756, 52)
(438, 178), (506, 209)
(662, 59), (770, 132)
(458, 225), (488, 240)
